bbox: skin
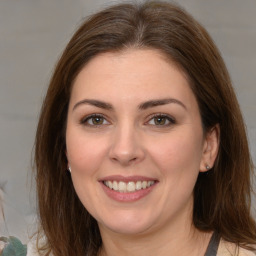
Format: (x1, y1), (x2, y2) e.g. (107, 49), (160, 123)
(66, 49), (219, 256)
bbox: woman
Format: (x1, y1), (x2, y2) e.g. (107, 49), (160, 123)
(33, 1), (256, 255)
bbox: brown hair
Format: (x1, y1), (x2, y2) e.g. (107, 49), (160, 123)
(34, 1), (256, 255)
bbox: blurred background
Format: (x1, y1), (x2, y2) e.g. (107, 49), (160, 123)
(0, 0), (255, 243)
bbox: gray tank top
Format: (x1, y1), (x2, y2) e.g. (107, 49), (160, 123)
(204, 232), (220, 256)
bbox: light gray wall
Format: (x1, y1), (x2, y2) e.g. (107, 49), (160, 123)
(0, 0), (255, 242)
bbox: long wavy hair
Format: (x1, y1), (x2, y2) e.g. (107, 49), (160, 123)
(34, 1), (256, 255)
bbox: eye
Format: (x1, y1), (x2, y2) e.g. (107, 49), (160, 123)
(147, 114), (175, 126)
(80, 114), (109, 126)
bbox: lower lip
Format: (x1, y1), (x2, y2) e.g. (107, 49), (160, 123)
(100, 182), (156, 202)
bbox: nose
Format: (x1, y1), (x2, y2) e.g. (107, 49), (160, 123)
(108, 124), (145, 166)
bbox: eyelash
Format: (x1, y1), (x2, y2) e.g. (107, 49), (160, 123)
(146, 113), (176, 127)
(80, 113), (176, 127)
(80, 114), (109, 127)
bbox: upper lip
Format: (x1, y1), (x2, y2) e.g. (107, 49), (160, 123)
(99, 175), (158, 182)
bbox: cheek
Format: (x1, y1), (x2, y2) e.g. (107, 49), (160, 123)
(65, 131), (109, 214)
(148, 130), (203, 180)
(66, 130), (109, 176)
(148, 131), (203, 212)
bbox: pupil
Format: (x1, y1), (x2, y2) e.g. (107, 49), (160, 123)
(93, 117), (103, 124)
(155, 117), (165, 125)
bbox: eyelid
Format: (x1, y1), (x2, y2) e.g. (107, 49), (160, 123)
(145, 113), (176, 126)
(80, 113), (110, 126)
(79, 112), (176, 127)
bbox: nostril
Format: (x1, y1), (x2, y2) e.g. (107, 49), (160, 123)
(108, 135), (145, 165)
(130, 157), (137, 162)
(110, 155), (138, 166)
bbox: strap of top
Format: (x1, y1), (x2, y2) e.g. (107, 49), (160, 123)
(204, 232), (221, 256)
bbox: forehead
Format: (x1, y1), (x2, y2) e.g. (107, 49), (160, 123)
(70, 49), (197, 110)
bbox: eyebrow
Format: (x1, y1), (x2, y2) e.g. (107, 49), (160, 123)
(72, 98), (187, 111)
(138, 98), (187, 110)
(73, 99), (113, 111)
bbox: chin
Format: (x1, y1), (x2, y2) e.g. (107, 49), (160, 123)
(101, 222), (153, 236)
(97, 210), (157, 235)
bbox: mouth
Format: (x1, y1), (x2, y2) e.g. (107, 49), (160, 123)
(103, 180), (156, 193)
(99, 175), (158, 202)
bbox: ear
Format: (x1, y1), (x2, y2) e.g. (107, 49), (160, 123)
(199, 124), (220, 172)
(65, 150), (70, 170)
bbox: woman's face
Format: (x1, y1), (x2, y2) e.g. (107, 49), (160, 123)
(66, 49), (215, 235)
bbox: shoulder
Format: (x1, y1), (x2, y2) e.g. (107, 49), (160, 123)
(217, 239), (256, 256)
(27, 236), (54, 256)
(27, 236), (41, 256)
(27, 240), (40, 256)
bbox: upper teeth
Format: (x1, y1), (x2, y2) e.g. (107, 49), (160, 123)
(104, 180), (155, 193)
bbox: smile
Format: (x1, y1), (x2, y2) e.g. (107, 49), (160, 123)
(100, 175), (158, 202)
(103, 180), (156, 193)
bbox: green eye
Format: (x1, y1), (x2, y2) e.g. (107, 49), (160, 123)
(148, 114), (175, 126)
(91, 116), (104, 125)
(81, 114), (109, 126)
(154, 116), (168, 125)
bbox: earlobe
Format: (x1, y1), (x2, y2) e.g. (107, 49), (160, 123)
(66, 151), (71, 172)
(200, 124), (220, 172)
